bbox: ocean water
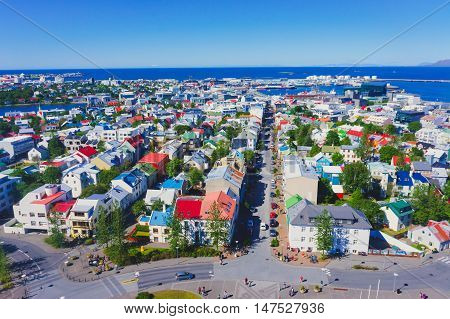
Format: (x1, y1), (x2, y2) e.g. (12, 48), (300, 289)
(1, 67), (450, 103)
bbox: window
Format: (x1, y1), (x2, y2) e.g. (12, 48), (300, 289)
(30, 213), (35, 217)
(353, 240), (358, 245)
(309, 238), (314, 242)
(352, 250), (357, 253)
(38, 213), (46, 218)
(301, 227), (306, 232)
(153, 228), (159, 234)
(164, 229), (170, 234)
(301, 237), (305, 242)
(309, 227), (314, 232)
(153, 237), (159, 243)
(31, 221), (36, 226)
(353, 230), (358, 235)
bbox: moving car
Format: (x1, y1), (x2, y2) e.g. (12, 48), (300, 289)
(175, 272), (195, 280)
(269, 229), (278, 237)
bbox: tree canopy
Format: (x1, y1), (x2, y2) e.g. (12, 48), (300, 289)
(411, 185), (449, 226)
(342, 162), (371, 193)
(166, 158), (184, 178)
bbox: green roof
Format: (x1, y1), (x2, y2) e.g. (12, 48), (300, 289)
(182, 131), (196, 140)
(285, 194), (303, 209)
(386, 200), (413, 218)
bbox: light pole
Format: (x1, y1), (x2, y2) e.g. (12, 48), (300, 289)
(176, 246), (179, 259)
(393, 273), (398, 292)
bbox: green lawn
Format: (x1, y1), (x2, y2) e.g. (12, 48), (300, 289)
(137, 290), (201, 299)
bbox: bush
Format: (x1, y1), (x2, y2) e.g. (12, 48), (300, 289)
(136, 291), (154, 299)
(2, 282), (14, 290)
(84, 238), (94, 245)
(136, 224), (150, 232)
(313, 285), (321, 293)
(352, 264), (379, 271)
(270, 238), (279, 247)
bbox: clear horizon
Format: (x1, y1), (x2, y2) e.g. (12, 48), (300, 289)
(1, 0), (449, 69)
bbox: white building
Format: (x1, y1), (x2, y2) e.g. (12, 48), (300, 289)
(0, 174), (21, 215)
(62, 164), (100, 198)
(415, 128), (450, 146)
(287, 199), (372, 255)
(408, 220), (449, 251)
(12, 184), (73, 233)
(111, 168), (147, 203)
(0, 135), (35, 160)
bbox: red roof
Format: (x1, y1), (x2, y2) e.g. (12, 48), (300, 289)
(391, 155), (411, 166)
(200, 191), (236, 220)
(175, 197), (203, 219)
(123, 135), (144, 149)
(78, 146), (98, 157)
(32, 191), (66, 205)
(427, 220), (450, 243)
(52, 200), (76, 214)
(347, 130), (363, 138)
(139, 152), (169, 165)
(41, 161), (65, 167)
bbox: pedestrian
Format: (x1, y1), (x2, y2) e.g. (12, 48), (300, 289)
(224, 290), (228, 299)
(198, 287), (202, 295)
(217, 294), (221, 299)
(300, 276), (303, 283)
(202, 286), (206, 296)
(290, 287), (294, 297)
(245, 277), (248, 286)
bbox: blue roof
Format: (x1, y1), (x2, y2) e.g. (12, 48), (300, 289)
(396, 171), (413, 187)
(149, 208), (173, 227)
(412, 172), (428, 183)
(162, 178), (184, 190)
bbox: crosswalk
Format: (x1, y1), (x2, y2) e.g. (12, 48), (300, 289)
(437, 256), (450, 265)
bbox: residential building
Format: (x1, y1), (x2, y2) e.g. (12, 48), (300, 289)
(408, 220), (450, 251)
(0, 135), (34, 160)
(62, 164), (99, 198)
(287, 199), (372, 254)
(0, 174), (21, 215)
(139, 152), (170, 178)
(205, 165), (245, 203)
(111, 168), (147, 203)
(381, 200), (413, 231)
(282, 155), (318, 204)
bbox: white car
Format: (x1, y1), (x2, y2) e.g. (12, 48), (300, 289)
(260, 223), (268, 231)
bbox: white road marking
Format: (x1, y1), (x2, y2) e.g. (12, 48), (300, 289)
(18, 249), (41, 271)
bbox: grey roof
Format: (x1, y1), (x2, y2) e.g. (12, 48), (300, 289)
(288, 199), (372, 230)
(412, 161), (432, 171)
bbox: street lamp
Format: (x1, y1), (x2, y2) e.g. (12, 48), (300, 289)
(393, 273), (399, 292)
(176, 246), (179, 259)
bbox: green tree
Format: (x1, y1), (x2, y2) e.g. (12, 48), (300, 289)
(45, 217), (66, 248)
(314, 209), (333, 256)
(166, 213), (188, 252)
(355, 133), (371, 162)
(408, 121), (422, 132)
(243, 150), (255, 166)
(187, 167), (204, 188)
(401, 133), (416, 142)
(331, 153), (344, 165)
(348, 190), (383, 227)
(384, 124), (397, 135)
(379, 145), (400, 164)
(325, 130), (340, 146)
(309, 144), (321, 157)
(342, 162), (371, 193)
(410, 147), (424, 161)
(0, 245), (11, 285)
(340, 136), (351, 146)
(131, 200), (148, 216)
(97, 140), (106, 153)
(151, 199), (165, 211)
(411, 185), (449, 225)
(317, 178), (338, 204)
(166, 158), (184, 178)
(95, 207), (111, 247)
(42, 167), (62, 184)
(206, 201), (230, 250)
(225, 126), (241, 141)
(80, 184), (109, 198)
(174, 125), (191, 135)
(48, 136), (65, 158)
(108, 204), (128, 265)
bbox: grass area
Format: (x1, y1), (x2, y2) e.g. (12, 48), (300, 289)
(136, 290), (201, 299)
(352, 264), (379, 271)
(381, 227), (409, 237)
(411, 243), (427, 251)
(134, 231), (150, 237)
(129, 246), (170, 256)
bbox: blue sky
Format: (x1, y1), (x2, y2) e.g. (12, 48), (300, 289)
(0, 0), (449, 69)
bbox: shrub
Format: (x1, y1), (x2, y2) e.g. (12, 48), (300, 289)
(313, 285), (321, 293)
(2, 282), (14, 290)
(352, 264), (379, 271)
(270, 238), (279, 247)
(136, 291), (154, 299)
(84, 238), (94, 245)
(136, 225), (150, 232)
(299, 285), (307, 293)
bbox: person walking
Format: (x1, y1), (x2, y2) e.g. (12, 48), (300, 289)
(245, 277), (248, 286)
(289, 287), (295, 297)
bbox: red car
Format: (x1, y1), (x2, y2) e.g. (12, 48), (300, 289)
(271, 203), (278, 209)
(270, 212), (277, 219)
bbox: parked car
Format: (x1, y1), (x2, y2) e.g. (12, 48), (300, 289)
(270, 212), (277, 219)
(271, 203), (278, 209)
(270, 192), (275, 198)
(175, 272), (194, 280)
(310, 255), (318, 264)
(270, 219), (278, 227)
(358, 252), (367, 256)
(260, 223), (268, 231)
(269, 229), (278, 237)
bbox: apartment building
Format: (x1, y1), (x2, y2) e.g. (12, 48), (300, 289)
(282, 155), (318, 204)
(0, 174), (21, 215)
(0, 135), (35, 160)
(287, 199), (372, 254)
(62, 164), (100, 198)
